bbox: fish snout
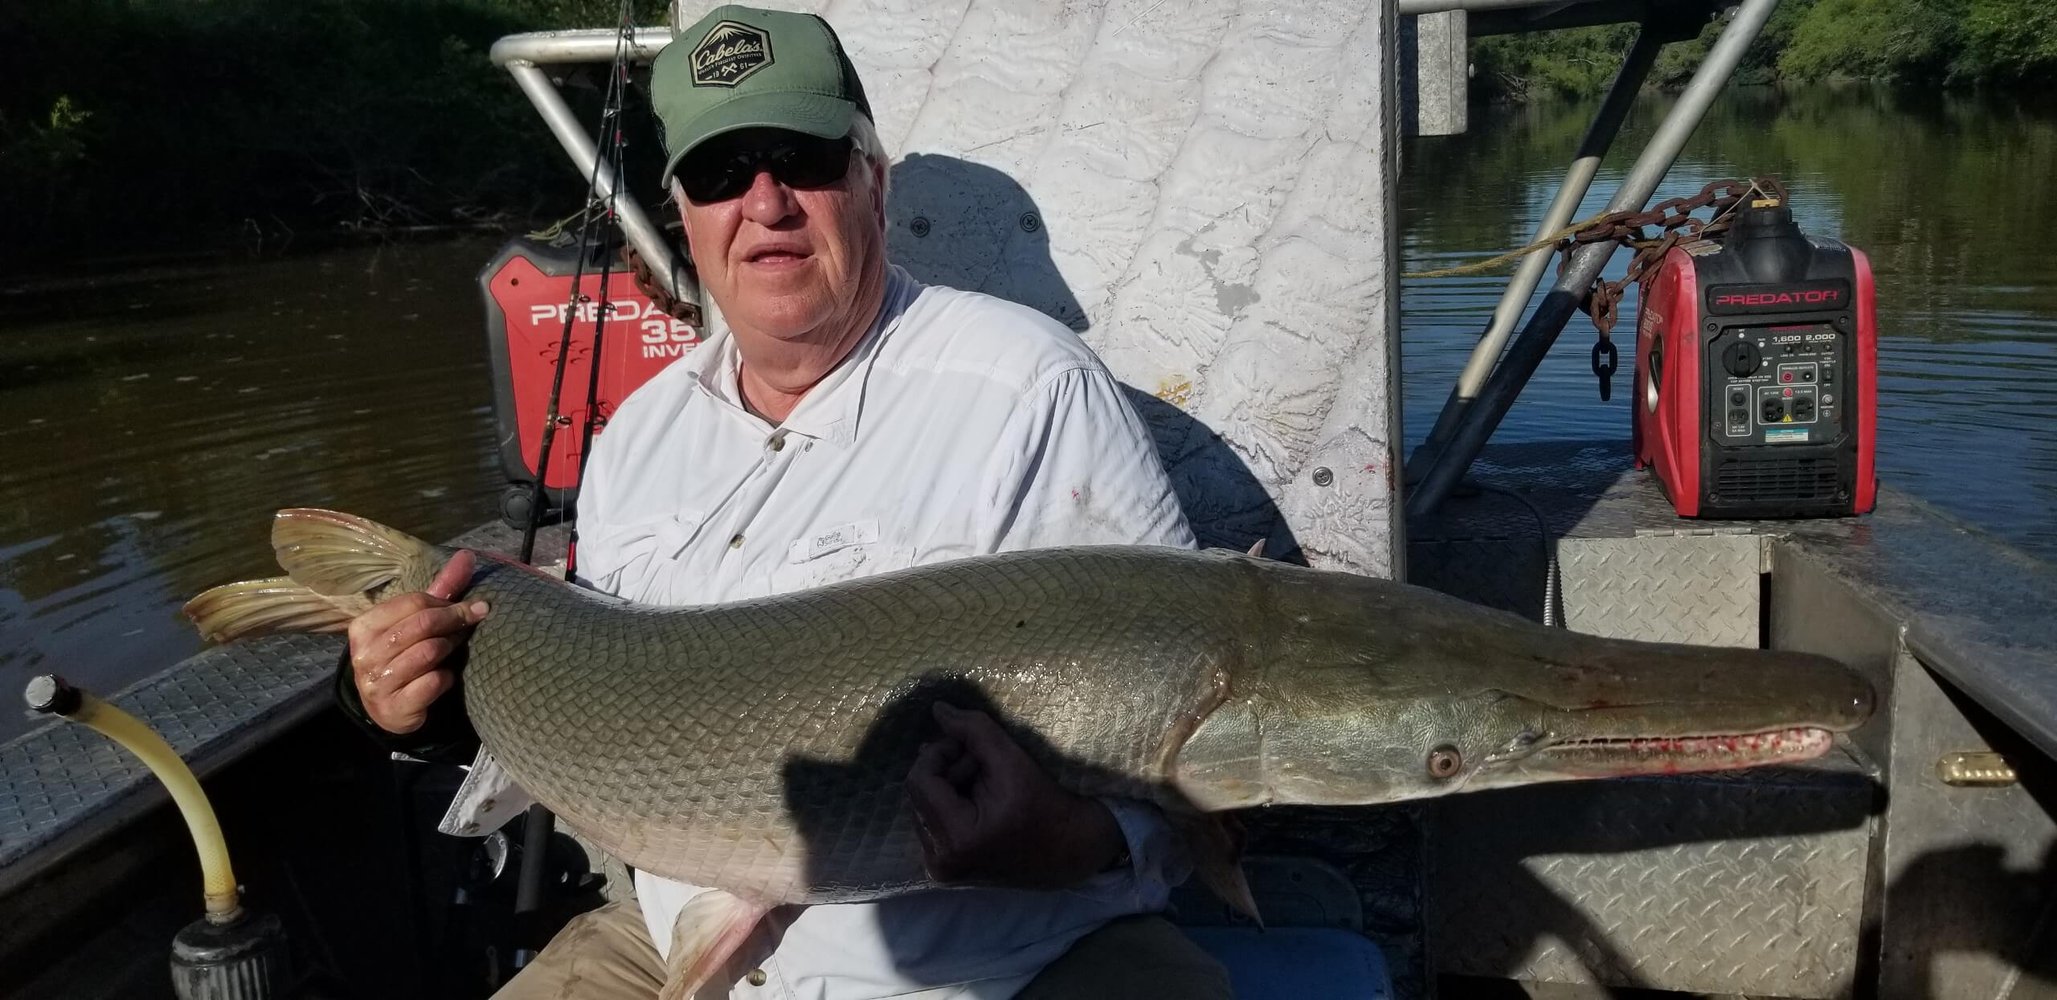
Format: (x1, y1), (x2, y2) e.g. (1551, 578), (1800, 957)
(1742, 649), (1876, 733)
(1815, 657), (1877, 732)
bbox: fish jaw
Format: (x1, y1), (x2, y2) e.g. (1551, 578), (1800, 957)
(1473, 725), (1839, 789)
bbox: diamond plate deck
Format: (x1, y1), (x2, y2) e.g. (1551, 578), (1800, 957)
(1558, 535), (1759, 648)
(0, 520), (563, 897)
(1429, 751), (1875, 997)
(1409, 442), (1874, 996)
(1411, 438), (2057, 998)
(1409, 534), (1760, 649)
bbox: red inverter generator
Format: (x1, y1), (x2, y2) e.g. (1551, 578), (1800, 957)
(1631, 201), (1877, 518)
(480, 238), (701, 528)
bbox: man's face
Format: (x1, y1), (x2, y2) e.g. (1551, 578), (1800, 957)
(676, 128), (886, 346)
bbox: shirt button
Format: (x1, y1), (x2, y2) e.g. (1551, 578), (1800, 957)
(769, 432), (787, 452)
(747, 969), (768, 987)
(729, 533), (745, 549)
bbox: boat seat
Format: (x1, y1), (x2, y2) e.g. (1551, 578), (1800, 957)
(1168, 854), (1391, 999)
(1185, 927), (1393, 1000)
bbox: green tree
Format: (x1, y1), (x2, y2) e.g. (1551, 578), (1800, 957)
(1958, 0), (2057, 80)
(1779, 0), (1964, 82)
(0, 0), (668, 269)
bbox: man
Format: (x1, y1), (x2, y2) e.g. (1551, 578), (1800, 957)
(337, 5), (1232, 998)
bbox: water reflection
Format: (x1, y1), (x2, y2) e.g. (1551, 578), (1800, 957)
(0, 238), (506, 741)
(1400, 86), (2057, 555)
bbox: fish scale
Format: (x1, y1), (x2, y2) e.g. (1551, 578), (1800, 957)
(456, 544), (1252, 903)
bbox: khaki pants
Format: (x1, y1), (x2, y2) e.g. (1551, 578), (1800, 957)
(495, 899), (1233, 1000)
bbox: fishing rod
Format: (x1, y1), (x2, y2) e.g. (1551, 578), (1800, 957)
(565, 35), (635, 584)
(507, 0), (638, 974)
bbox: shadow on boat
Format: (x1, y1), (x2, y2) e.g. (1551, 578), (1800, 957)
(885, 152), (1305, 564)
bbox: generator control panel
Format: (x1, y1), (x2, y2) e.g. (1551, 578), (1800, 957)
(1709, 322), (1850, 446)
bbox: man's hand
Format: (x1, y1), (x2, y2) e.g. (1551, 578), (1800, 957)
(346, 550), (487, 735)
(906, 702), (1128, 890)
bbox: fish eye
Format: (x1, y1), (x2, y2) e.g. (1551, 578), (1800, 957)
(1426, 744), (1463, 780)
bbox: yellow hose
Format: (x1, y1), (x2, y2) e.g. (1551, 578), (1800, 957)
(39, 680), (242, 920)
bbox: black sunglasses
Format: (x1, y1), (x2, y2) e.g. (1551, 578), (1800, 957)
(679, 133), (855, 205)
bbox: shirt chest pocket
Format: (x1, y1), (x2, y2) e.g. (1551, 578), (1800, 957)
(766, 518), (910, 593)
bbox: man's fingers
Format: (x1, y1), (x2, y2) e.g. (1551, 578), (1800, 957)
(371, 666), (456, 735)
(906, 777), (978, 872)
(347, 590), (483, 655)
(909, 739), (948, 781)
(345, 551), (479, 655)
(366, 636), (460, 691)
(371, 603), (486, 666)
(942, 748), (980, 788)
(931, 703), (1031, 769)
(341, 557), (481, 738)
(347, 590), (446, 653)
(427, 549), (477, 603)
(906, 762), (979, 837)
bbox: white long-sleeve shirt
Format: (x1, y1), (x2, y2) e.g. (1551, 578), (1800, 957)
(572, 264), (1199, 1000)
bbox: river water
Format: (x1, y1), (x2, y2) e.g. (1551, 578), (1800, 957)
(2, 87), (2052, 743)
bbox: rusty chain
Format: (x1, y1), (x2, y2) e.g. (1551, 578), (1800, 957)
(1560, 176), (1788, 400)
(529, 204), (704, 329)
(622, 241), (704, 328)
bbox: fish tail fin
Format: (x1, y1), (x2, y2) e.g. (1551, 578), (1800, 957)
(270, 507), (444, 596)
(181, 576), (370, 644)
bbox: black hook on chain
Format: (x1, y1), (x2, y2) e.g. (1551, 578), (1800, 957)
(1592, 340), (1619, 401)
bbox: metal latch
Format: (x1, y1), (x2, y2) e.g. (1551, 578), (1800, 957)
(1936, 751), (2016, 787)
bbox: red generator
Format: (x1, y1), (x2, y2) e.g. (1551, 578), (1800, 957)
(480, 238), (701, 527)
(1631, 203), (1878, 518)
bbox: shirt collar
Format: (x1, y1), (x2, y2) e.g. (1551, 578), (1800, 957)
(686, 265), (922, 447)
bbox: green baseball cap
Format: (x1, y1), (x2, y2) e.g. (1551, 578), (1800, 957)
(652, 5), (873, 187)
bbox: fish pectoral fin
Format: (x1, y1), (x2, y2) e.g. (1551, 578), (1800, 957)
(270, 507), (439, 596)
(1172, 812), (1264, 929)
(181, 576), (370, 644)
(657, 889), (778, 1000)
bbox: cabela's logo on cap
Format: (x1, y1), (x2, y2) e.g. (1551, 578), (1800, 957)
(690, 20), (773, 87)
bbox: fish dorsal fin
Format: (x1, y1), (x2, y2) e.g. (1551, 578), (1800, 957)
(270, 507), (437, 596)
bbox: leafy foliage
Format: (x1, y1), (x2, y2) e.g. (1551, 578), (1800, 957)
(1471, 0), (2057, 102)
(0, 0), (669, 267)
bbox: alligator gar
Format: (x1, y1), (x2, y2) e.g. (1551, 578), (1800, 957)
(185, 508), (1873, 997)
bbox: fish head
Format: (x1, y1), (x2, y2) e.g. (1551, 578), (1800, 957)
(1444, 641), (1875, 795)
(1174, 681), (1559, 808)
(1174, 584), (1874, 808)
